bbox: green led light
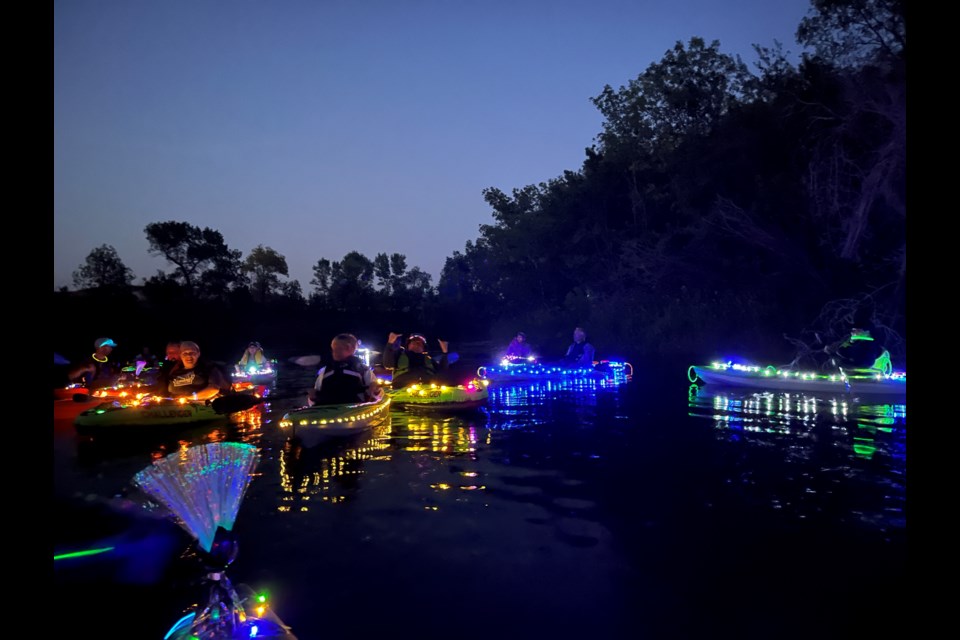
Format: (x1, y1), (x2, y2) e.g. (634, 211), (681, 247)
(54, 546), (115, 561)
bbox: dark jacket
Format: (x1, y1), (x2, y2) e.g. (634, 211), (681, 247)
(562, 341), (596, 367)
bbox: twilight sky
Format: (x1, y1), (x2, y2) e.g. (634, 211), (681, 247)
(54, 0), (812, 292)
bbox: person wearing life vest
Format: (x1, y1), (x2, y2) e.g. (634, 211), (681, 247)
(561, 327), (596, 368)
(236, 341), (266, 373)
(307, 333), (380, 406)
(383, 332), (449, 389)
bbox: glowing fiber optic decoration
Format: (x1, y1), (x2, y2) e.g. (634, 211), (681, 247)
(133, 442), (261, 553)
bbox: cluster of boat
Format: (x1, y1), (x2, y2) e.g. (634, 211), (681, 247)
(56, 358), (635, 447)
(57, 347), (909, 450)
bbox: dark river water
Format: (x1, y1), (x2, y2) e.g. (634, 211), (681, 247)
(52, 356), (906, 639)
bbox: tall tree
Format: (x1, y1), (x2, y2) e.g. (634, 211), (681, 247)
(144, 221), (243, 296)
(592, 37), (756, 157)
(72, 244), (135, 290)
(310, 258), (333, 302)
(243, 245), (290, 303)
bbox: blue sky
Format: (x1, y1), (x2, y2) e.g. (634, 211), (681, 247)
(54, 0), (812, 292)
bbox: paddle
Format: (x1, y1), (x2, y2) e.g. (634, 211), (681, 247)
(209, 390), (316, 414)
(292, 352), (460, 367)
(210, 393), (269, 414)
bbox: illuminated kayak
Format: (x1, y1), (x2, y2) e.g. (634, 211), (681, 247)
(53, 375), (158, 401)
(388, 379), (490, 411)
(54, 382), (92, 400)
(477, 360), (633, 386)
(163, 583), (297, 639)
(688, 361), (906, 396)
(74, 397), (227, 437)
(231, 361), (279, 385)
(279, 394), (391, 448)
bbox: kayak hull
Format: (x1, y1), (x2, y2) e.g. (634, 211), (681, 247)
(477, 361), (633, 386)
(389, 380), (490, 412)
(74, 400), (227, 437)
(279, 395), (391, 448)
(231, 363), (279, 386)
(690, 365), (906, 397)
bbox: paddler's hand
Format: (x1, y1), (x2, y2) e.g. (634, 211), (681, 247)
(388, 332), (401, 344)
(437, 339), (448, 353)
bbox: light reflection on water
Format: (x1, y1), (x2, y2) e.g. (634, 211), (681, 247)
(686, 383), (906, 531)
(54, 363), (907, 638)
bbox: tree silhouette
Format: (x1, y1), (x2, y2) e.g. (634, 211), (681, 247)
(72, 244), (135, 290)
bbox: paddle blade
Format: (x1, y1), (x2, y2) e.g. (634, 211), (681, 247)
(290, 354), (323, 367)
(210, 393), (264, 414)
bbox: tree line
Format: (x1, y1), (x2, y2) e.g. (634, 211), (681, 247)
(54, 0), (906, 367)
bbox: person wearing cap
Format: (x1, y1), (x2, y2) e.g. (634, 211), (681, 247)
(307, 333), (381, 406)
(236, 341), (267, 373)
(383, 332), (449, 389)
(164, 340), (230, 400)
(505, 331), (533, 361)
(67, 337), (122, 389)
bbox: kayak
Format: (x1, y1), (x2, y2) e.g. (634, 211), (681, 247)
(54, 378), (156, 401)
(278, 394), (391, 448)
(388, 379), (490, 411)
(74, 397), (228, 437)
(688, 361), (907, 396)
(54, 382), (92, 400)
(231, 361), (279, 385)
(477, 360), (633, 386)
(163, 584), (297, 639)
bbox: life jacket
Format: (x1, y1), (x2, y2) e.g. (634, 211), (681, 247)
(239, 349), (265, 368)
(393, 351), (438, 387)
(314, 356), (370, 405)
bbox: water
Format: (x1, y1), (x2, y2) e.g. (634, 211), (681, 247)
(53, 358), (906, 639)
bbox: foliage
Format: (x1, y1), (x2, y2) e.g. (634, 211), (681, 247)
(796, 0), (905, 68)
(57, 6), (906, 362)
(243, 245), (291, 303)
(143, 221), (245, 300)
(72, 244), (135, 290)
